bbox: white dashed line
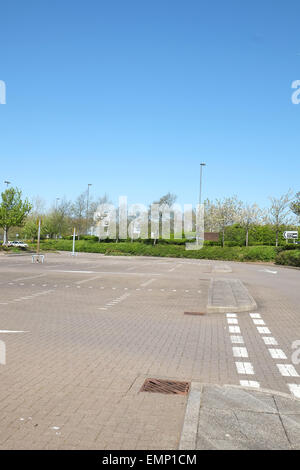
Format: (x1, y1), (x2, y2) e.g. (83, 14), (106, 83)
(250, 313), (261, 319)
(257, 326), (271, 334)
(227, 318), (238, 325)
(268, 349), (287, 360)
(253, 319), (265, 325)
(229, 326), (241, 334)
(287, 384), (300, 398)
(235, 362), (254, 375)
(277, 364), (299, 377)
(226, 313), (237, 318)
(230, 336), (244, 344)
(262, 337), (278, 345)
(232, 347), (248, 358)
(240, 380), (260, 388)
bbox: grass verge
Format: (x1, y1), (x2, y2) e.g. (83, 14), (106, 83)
(28, 240), (279, 262)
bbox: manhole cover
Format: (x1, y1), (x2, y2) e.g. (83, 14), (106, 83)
(140, 378), (190, 395)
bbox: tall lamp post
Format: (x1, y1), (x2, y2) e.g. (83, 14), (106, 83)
(86, 183), (92, 234)
(2, 181), (11, 244)
(197, 163), (206, 245)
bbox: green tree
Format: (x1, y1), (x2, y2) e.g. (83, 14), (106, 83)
(268, 190), (293, 246)
(0, 187), (32, 245)
(290, 192), (300, 219)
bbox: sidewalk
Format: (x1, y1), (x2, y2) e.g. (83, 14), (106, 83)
(180, 383), (300, 450)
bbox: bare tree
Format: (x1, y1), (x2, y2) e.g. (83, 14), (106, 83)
(239, 203), (262, 246)
(268, 190), (294, 246)
(150, 193), (177, 244)
(211, 196), (243, 247)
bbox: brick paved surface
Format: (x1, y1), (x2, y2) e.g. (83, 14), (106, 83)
(0, 252), (299, 449)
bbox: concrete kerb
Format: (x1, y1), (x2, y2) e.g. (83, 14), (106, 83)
(179, 382), (300, 450)
(207, 278), (257, 314)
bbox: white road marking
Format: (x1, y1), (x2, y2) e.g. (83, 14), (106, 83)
(262, 337), (278, 345)
(53, 270), (161, 276)
(76, 275), (101, 285)
(13, 274), (47, 282)
(277, 364), (299, 377)
(140, 278), (156, 287)
(227, 318), (238, 325)
(0, 330), (28, 333)
(253, 319), (265, 325)
(240, 380), (260, 388)
(260, 269), (277, 274)
(257, 326), (271, 334)
(287, 384), (300, 398)
(232, 347), (248, 358)
(235, 362), (254, 375)
(268, 349), (287, 359)
(226, 313), (237, 318)
(229, 326), (241, 334)
(250, 313), (261, 319)
(230, 335), (244, 344)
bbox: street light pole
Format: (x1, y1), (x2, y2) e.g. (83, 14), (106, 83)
(86, 184), (92, 235)
(4, 180), (11, 188)
(199, 163), (206, 207)
(197, 163), (206, 245)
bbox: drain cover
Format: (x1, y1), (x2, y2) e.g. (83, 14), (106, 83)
(184, 311), (205, 316)
(140, 378), (190, 395)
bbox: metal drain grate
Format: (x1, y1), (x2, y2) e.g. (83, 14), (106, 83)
(140, 378), (190, 395)
(184, 311), (205, 316)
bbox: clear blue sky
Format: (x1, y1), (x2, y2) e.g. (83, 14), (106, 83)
(0, 0), (299, 209)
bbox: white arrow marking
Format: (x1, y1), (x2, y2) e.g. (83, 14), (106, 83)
(259, 269), (277, 274)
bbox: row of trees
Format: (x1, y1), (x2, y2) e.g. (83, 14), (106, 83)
(0, 187), (111, 244)
(204, 190), (300, 246)
(0, 187), (299, 246)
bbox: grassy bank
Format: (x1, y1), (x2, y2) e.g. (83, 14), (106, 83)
(28, 240), (279, 262)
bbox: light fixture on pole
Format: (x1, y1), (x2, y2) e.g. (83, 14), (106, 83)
(4, 180), (11, 187)
(199, 163), (206, 207)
